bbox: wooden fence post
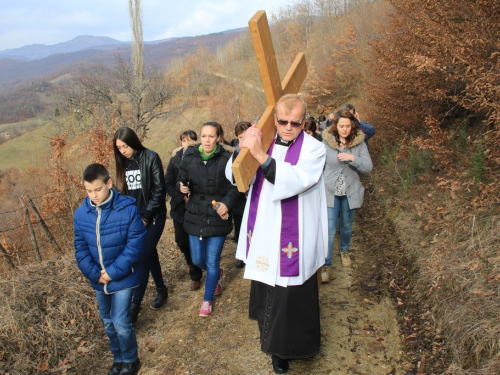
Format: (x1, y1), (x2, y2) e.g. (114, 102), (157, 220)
(25, 194), (64, 255)
(20, 197), (42, 262)
(0, 242), (15, 270)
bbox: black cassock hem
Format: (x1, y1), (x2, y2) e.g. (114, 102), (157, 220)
(248, 273), (321, 359)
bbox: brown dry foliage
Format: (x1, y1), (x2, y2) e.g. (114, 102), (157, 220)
(368, 2), (500, 372)
(369, 0), (500, 203)
(0, 130), (103, 274)
(86, 124), (115, 168)
(0, 258), (105, 374)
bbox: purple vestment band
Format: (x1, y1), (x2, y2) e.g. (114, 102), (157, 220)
(246, 131), (305, 277)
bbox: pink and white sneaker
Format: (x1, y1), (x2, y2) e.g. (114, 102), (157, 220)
(214, 268), (224, 296)
(199, 301), (212, 317)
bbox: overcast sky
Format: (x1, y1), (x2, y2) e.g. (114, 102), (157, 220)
(0, 0), (293, 51)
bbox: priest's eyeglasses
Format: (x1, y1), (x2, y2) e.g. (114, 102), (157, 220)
(276, 118), (304, 127)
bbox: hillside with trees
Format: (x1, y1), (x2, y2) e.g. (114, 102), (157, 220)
(0, 31), (244, 112)
(0, 0), (499, 373)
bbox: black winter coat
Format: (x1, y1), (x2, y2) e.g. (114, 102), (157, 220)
(123, 148), (167, 223)
(177, 144), (238, 238)
(165, 148), (186, 223)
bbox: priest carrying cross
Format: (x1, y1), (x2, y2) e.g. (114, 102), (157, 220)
(225, 11), (328, 374)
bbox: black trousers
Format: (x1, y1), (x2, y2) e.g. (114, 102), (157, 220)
(249, 273), (320, 359)
(233, 213), (243, 240)
(133, 215), (167, 306)
(173, 219), (202, 281)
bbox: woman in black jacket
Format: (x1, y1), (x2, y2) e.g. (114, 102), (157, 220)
(177, 122), (238, 317)
(114, 127), (168, 323)
(165, 130), (203, 291)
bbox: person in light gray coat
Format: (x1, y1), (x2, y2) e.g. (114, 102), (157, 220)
(322, 108), (372, 274)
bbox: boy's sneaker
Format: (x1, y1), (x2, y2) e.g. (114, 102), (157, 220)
(119, 359), (141, 375)
(341, 252), (352, 267)
(214, 268), (224, 296)
(321, 267), (330, 283)
(199, 301), (212, 317)
(107, 362), (122, 375)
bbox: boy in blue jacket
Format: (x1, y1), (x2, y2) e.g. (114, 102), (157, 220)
(74, 163), (146, 375)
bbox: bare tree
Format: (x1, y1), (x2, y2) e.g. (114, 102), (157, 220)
(129, 0), (144, 89)
(113, 56), (176, 139)
(55, 58), (176, 139)
(54, 1), (178, 139)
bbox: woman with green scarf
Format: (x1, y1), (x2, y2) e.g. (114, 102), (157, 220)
(177, 121), (238, 317)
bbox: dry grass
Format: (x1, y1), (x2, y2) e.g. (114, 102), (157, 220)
(0, 121), (58, 169)
(0, 256), (106, 374)
(432, 213), (500, 374)
(371, 136), (500, 374)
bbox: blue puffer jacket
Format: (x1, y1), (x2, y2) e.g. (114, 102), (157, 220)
(74, 189), (146, 294)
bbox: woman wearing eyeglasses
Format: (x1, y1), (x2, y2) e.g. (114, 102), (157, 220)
(321, 108), (373, 281)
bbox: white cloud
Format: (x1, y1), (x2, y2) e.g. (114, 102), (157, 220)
(0, 0), (293, 51)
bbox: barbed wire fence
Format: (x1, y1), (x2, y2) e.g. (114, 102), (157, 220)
(0, 187), (82, 273)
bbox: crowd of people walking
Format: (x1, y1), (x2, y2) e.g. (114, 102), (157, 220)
(73, 97), (375, 374)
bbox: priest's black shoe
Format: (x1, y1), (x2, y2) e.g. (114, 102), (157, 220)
(271, 355), (289, 374)
(108, 362), (122, 375)
(119, 359), (141, 375)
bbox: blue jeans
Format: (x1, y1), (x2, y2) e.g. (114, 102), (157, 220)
(188, 235), (226, 302)
(325, 195), (357, 266)
(95, 288), (138, 363)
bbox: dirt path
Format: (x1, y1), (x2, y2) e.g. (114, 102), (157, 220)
(87, 185), (409, 375)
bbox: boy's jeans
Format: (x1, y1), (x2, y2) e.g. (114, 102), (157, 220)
(95, 288), (138, 363)
(188, 235), (226, 302)
(325, 195), (357, 266)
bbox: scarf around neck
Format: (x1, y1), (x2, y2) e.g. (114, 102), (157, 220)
(199, 144), (218, 161)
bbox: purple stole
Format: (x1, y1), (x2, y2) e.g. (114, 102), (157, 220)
(246, 131), (304, 277)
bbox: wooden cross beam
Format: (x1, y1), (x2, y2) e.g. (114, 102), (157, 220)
(231, 10), (307, 192)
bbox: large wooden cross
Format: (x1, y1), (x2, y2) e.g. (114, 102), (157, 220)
(231, 10), (308, 192)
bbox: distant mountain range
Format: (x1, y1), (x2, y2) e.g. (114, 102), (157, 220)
(0, 36), (128, 61)
(0, 28), (245, 61)
(0, 28), (245, 92)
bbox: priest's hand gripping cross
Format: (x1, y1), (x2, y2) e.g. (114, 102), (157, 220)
(231, 10), (308, 192)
